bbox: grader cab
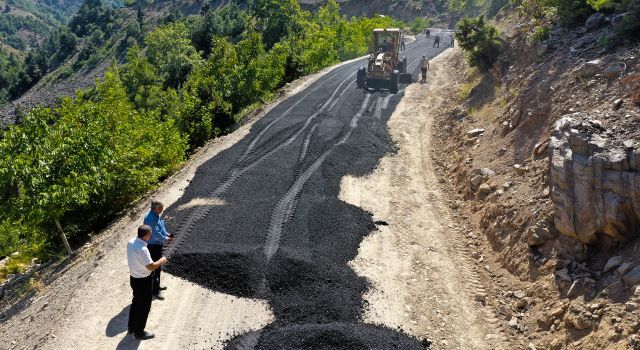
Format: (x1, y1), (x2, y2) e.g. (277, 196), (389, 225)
(356, 28), (409, 94)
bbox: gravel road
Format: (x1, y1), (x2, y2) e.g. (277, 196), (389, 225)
(0, 33), (493, 350)
(161, 33), (449, 349)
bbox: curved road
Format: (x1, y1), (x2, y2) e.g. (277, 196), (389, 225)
(163, 33), (451, 349)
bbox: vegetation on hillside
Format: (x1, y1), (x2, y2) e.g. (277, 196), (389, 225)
(0, 0), (126, 105)
(455, 0), (638, 74)
(456, 15), (503, 72)
(0, 0), (405, 278)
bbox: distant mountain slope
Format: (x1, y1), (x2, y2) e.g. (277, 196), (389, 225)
(0, 0), (123, 52)
(297, 0), (447, 19)
(204, 0), (445, 19)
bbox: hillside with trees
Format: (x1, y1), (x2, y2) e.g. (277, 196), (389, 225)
(0, 0), (410, 280)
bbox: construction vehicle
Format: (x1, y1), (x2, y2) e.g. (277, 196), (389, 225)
(356, 28), (410, 93)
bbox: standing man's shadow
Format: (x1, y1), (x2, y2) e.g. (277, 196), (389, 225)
(106, 305), (141, 350)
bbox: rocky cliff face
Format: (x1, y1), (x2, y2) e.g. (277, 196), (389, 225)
(550, 113), (640, 243)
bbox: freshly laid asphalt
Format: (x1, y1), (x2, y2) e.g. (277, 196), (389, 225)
(164, 34), (450, 349)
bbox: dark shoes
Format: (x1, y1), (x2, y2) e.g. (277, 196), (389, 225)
(153, 293), (165, 300)
(134, 331), (155, 340)
(159, 286), (167, 291)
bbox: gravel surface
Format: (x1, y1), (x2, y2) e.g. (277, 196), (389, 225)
(163, 35), (448, 349)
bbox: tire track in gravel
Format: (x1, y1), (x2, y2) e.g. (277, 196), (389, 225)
(264, 94), (373, 261)
(167, 71), (358, 256)
(239, 67), (346, 161)
(299, 123), (319, 162)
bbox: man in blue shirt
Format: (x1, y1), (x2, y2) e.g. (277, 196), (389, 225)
(143, 200), (173, 299)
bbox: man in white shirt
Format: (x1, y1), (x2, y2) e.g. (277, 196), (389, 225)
(127, 225), (168, 340)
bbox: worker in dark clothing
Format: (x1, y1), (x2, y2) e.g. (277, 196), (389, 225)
(433, 35), (440, 48)
(420, 55), (430, 82)
(382, 39), (391, 52)
(450, 34), (455, 47)
(143, 200), (173, 300)
(425, 28), (430, 38)
(400, 36), (406, 51)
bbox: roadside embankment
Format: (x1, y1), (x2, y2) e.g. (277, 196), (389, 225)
(432, 11), (640, 350)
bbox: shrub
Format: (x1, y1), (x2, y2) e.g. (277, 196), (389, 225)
(556, 0), (593, 27)
(532, 25), (551, 42)
(614, 2), (640, 42)
(456, 16), (503, 72)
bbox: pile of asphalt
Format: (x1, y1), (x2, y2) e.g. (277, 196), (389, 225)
(226, 323), (430, 350)
(165, 38), (444, 349)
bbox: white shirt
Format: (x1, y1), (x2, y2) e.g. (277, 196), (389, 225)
(127, 237), (154, 278)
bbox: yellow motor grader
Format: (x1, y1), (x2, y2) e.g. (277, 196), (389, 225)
(356, 28), (409, 94)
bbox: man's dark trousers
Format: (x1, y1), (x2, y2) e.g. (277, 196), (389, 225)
(128, 275), (152, 335)
(147, 244), (163, 296)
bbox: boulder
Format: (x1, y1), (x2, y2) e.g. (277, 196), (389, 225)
(528, 226), (555, 246)
(480, 168), (495, 176)
(478, 183), (492, 196)
(585, 13), (607, 30)
(604, 256), (623, 272)
(624, 266), (640, 286)
(612, 12), (628, 25)
(467, 128), (485, 137)
(475, 292), (487, 302)
(549, 115), (640, 243)
(603, 65), (622, 79)
(624, 140), (635, 149)
(536, 43), (549, 57)
(564, 313), (592, 330)
(618, 262), (634, 275)
(470, 175), (484, 187)
(556, 268), (571, 282)
(508, 317), (519, 329)
(613, 98), (624, 110)
(533, 140), (550, 157)
(513, 164), (526, 176)
(574, 59), (603, 79)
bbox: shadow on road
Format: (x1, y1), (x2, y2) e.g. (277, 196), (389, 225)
(115, 335), (141, 350)
(106, 305), (130, 337)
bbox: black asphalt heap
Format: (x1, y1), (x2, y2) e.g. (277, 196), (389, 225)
(164, 35), (448, 349)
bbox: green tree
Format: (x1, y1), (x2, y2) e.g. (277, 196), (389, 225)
(456, 16), (503, 72)
(178, 36), (237, 147)
(556, 0), (593, 26)
(250, 0), (303, 49)
(0, 69), (186, 255)
(121, 44), (163, 111)
(145, 22), (200, 88)
(410, 17), (429, 34)
(188, 3), (247, 56)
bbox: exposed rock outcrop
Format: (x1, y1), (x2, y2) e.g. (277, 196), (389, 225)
(550, 114), (640, 243)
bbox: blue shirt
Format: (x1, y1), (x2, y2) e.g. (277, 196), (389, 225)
(144, 210), (168, 246)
